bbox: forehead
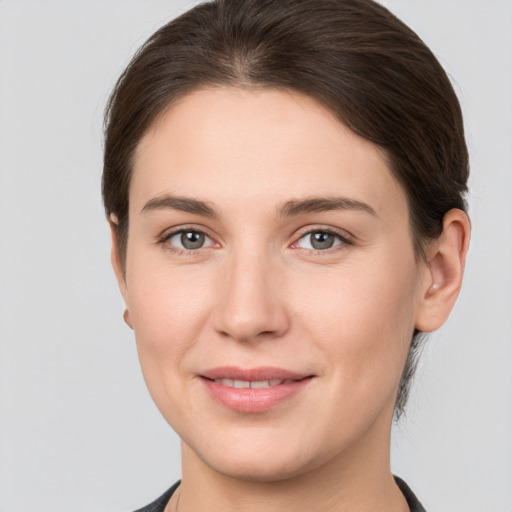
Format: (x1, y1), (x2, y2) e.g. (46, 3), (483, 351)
(131, 87), (406, 221)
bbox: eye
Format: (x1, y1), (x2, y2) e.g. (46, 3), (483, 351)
(295, 230), (347, 251)
(165, 229), (214, 251)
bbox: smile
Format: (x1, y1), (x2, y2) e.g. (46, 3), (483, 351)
(200, 367), (314, 412)
(212, 379), (294, 388)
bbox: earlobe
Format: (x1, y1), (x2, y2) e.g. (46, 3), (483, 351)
(415, 208), (471, 333)
(123, 309), (133, 329)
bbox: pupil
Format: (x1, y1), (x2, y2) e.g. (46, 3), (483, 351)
(181, 231), (205, 249)
(311, 232), (334, 250)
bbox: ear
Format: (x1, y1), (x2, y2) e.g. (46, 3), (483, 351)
(109, 214), (133, 329)
(415, 208), (471, 333)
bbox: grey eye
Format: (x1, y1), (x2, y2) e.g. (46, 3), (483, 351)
(168, 230), (211, 250)
(181, 231), (205, 249)
(297, 231), (342, 250)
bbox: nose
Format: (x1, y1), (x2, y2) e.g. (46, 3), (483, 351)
(212, 248), (290, 343)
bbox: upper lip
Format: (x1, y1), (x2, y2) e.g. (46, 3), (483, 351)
(200, 366), (312, 382)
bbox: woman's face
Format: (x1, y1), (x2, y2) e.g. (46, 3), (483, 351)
(115, 87), (431, 481)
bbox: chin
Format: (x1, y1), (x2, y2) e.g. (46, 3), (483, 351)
(182, 427), (330, 484)
(206, 452), (317, 483)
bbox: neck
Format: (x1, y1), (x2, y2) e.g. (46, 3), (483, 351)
(171, 414), (409, 512)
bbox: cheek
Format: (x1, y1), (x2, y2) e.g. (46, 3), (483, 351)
(293, 257), (419, 393)
(125, 252), (215, 379)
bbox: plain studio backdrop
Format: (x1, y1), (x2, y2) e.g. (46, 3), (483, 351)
(0, 1), (511, 511)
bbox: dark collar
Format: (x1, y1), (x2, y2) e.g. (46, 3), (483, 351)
(394, 476), (427, 512)
(131, 480), (180, 512)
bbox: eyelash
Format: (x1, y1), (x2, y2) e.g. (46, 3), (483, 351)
(157, 226), (354, 255)
(292, 227), (354, 254)
(157, 226), (216, 255)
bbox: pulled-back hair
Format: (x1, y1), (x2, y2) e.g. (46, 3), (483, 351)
(103, 0), (469, 418)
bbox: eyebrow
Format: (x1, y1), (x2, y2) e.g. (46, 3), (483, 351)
(141, 194), (219, 217)
(278, 197), (378, 218)
(140, 194), (377, 219)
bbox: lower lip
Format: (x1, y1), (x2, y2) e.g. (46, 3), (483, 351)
(201, 377), (313, 413)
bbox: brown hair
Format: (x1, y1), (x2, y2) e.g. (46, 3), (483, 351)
(103, 0), (469, 418)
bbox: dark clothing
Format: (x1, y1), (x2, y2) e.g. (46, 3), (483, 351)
(132, 481), (180, 512)
(132, 476), (425, 512)
(395, 476), (427, 512)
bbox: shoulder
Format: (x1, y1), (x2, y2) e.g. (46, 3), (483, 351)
(131, 481), (180, 512)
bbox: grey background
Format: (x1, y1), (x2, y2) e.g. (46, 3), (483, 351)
(0, 1), (511, 511)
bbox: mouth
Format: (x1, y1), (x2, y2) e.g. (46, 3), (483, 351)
(199, 367), (314, 412)
(208, 378), (297, 389)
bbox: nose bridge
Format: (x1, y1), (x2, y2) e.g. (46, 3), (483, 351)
(214, 242), (288, 341)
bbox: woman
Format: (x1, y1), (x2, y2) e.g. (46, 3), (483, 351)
(102, 1), (470, 510)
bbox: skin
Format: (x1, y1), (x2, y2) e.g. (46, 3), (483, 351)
(111, 87), (470, 512)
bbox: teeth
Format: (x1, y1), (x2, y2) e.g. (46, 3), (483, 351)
(233, 379), (250, 389)
(213, 379), (285, 388)
(250, 380), (270, 388)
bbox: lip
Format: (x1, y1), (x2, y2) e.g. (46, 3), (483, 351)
(199, 366), (314, 413)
